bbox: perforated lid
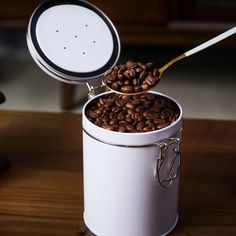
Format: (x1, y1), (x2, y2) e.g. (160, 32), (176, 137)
(27, 0), (120, 84)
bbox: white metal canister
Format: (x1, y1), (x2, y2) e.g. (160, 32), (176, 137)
(26, 2), (183, 235)
(82, 91), (183, 236)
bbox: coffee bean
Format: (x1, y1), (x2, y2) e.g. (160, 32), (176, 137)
(121, 86), (133, 93)
(135, 67), (143, 73)
(117, 80), (124, 87)
(126, 124), (136, 132)
(95, 119), (103, 127)
(143, 126), (153, 132)
(111, 82), (119, 90)
(86, 93), (179, 133)
(118, 64), (126, 70)
(131, 99), (141, 105)
(119, 120), (129, 125)
(153, 68), (160, 77)
(118, 68), (125, 75)
(145, 75), (156, 86)
(126, 61), (136, 67)
(139, 70), (148, 81)
(157, 123), (169, 129)
(115, 97), (125, 107)
(143, 101), (152, 108)
(112, 106), (121, 113)
(123, 69), (135, 79)
(124, 80), (131, 85)
(118, 125), (127, 132)
(109, 112), (116, 120)
(102, 113), (110, 123)
(94, 109), (103, 115)
(110, 117), (118, 125)
(102, 95), (111, 106)
(99, 97), (105, 105)
(87, 110), (98, 119)
(105, 80), (112, 86)
(117, 111), (126, 120)
(146, 112), (159, 120)
(146, 93), (156, 101)
(134, 86), (142, 93)
(110, 73), (117, 81)
(126, 102), (135, 109)
(135, 105), (145, 113)
(141, 64), (147, 70)
(136, 121), (146, 132)
(118, 74), (125, 81)
(135, 113), (145, 121)
(101, 124), (115, 131)
(141, 83), (149, 91)
(126, 114), (133, 123)
(103, 61), (160, 94)
(146, 62), (155, 69)
(133, 78), (140, 86)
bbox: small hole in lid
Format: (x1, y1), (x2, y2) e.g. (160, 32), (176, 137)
(83, 52), (85, 55)
(56, 30), (59, 32)
(64, 47), (67, 49)
(85, 24), (88, 27)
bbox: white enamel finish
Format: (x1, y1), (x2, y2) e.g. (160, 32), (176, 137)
(82, 91), (183, 236)
(36, 5), (113, 73)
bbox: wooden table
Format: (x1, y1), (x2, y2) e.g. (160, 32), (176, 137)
(0, 110), (235, 236)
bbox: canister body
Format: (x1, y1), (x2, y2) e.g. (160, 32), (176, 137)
(82, 91), (183, 236)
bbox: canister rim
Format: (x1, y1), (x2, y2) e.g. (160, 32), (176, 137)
(82, 91), (183, 146)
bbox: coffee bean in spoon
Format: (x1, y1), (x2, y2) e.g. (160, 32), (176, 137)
(103, 61), (160, 94)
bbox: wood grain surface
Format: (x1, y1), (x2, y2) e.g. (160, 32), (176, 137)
(0, 110), (235, 235)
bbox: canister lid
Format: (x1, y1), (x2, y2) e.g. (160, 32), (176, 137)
(27, 0), (120, 84)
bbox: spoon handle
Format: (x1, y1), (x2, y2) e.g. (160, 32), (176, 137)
(185, 26), (236, 57)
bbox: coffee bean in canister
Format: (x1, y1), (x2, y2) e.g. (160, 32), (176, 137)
(85, 92), (180, 133)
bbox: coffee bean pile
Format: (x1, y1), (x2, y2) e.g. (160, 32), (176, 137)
(103, 61), (160, 93)
(86, 93), (179, 133)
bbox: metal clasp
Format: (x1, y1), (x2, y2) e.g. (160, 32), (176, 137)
(155, 135), (181, 188)
(86, 82), (106, 100)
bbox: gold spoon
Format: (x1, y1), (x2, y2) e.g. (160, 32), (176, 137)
(104, 26), (236, 96)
